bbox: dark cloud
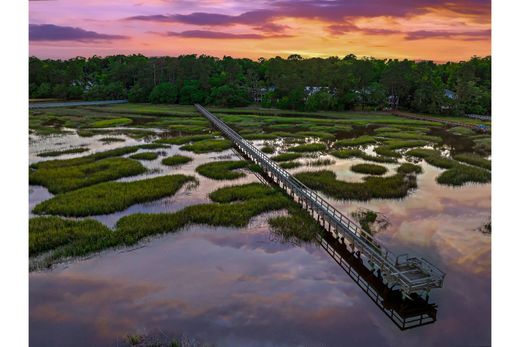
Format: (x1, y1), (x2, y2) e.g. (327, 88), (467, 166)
(327, 23), (490, 41)
(164, 30), (292, 40)
(29, 24), (129, 42)
(125, 1), (490, 26)
(327, 24), (401, 36)
(405, 29), (491, 40)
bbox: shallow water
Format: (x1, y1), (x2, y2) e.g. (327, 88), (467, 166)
(29, 129), (491, 347)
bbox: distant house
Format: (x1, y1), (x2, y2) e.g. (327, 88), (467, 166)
(441, 89), (457, 111)
(444, 89), (456, 100)
(304, 86), (334, 100)
(387, 95), (399, 110)
(252, 86), (275, 103)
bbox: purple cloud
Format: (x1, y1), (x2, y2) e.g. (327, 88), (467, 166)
(164, 30), (292, 40)
(29, 24), (128, 42)
(405, 29), (491, 40)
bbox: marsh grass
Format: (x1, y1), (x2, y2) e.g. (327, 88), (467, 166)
(473, 137), (491, 153)
(448, 126), (475, 136)
(261, 145), (275, 154)
(374, 146), (401, 158)
(38, 147), (89, 157)
(169, 124), (209, 134)
(295, 170), (416, 200)
(376, 132), (442, 142)
(397, 163), (423, 174)
(29, 216), (111, 257)
(91, 117), (132, 128)
(129, 152), (159, 161)
(271, 153), (302, 162)
(406, 148), (456, 169)
(138, 143), (170, 150)
(31, 146), (141, 170)
(351, 163), (387, 175)
(268, 207), (324, 244)
(453, 153), (491, 170)
(30, 157), (146, 194)
(407, 148), (491, 185)
(307, 158), (335, 167)
(288, 143), (327, 152)
(33, 175), (195, 217)
(161, 155), (193, 166)
(279, 161), (302, 169)
(156, 134), (214, 145)
(437, 164), (491, 186)
(99, 137), (125, 143)
(209, 182), (278, 202)
(383, 139), (429, 150)
(334, 135), (377, 147)
(330, 149), (397, 163)
(180, 139), (232, 153)
(195, 160), (249, 180)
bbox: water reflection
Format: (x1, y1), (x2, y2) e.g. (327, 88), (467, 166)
(29, 130), (491, 346)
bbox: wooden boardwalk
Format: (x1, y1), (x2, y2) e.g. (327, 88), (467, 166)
(195, 104), (445, 299)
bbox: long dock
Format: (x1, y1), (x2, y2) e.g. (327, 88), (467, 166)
(195, 104), (445, 299)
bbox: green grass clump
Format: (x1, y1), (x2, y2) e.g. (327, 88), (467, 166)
(261, 145), (275, 154)
(383, 139), (428, 150)
(330, 149), (397, 163)
(38, 147), (89, 157)
(30, 146), (141, 170)
(296, 131), (335, 140)
(269, 208), (323, 244)
(115, 194), (290, 241)
(448, 126), (475, 136)
(374, 127), (402, 133)
(30, 183), (294, 268)
(138, 143), (170, 150)
(169, 124), (208, 133)
(272, 153), (302, 162)
(473, 137), (491, 153)
(99, 137), (125, 143)
(156, 134), (214, 145)
(129, 152), (159, 161)
(91, 117), (132, 128)
(374, 146), (401, 158)
(161, 155), (193, 166)
(33, 175), (194, 217)
(180, 139), (232, 153)
(243, 133), (278, 140)
(397, 163), (423, 174)
(279, 161), (302, 169)
(453, 153), (491, 170)
(295, 170), (416, 201)
(196, 160), (249, 180)
(29, 157), (146, 194)
(209, 182), (278, 202)
(406, 148), (456, 169)
(307, 158), (335, 167)
(334, 135), (377, 147)
(288, 143), (327, 152)
(351, 210), (378, 235)
(436, 164), (491, 186)
(376, 132), (442, 143)
(29, 216), (111, 257)
(351, 163), (387, 175)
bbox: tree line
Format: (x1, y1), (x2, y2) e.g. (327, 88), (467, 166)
(29, 54), (491, 115)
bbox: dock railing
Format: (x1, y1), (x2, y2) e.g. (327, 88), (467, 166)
(195, 104), (445, 296)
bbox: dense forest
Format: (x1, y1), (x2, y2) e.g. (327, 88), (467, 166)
(29, 54), (491, 115)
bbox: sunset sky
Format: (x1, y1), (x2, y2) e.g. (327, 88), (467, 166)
(29, 0), (491, 62)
